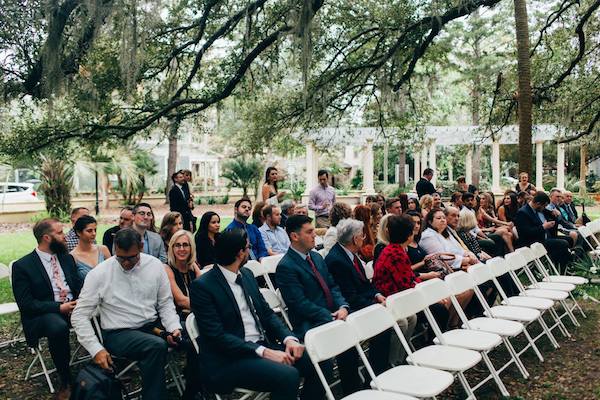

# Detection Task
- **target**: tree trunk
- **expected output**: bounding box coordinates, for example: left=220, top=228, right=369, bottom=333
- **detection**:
left=472, top=146, right=482, bottom=186
left=514, top=0, right=533, bottom=175
left=165, top=116, right=181, bottom=204
left=398, top=148, right=406, bottom=187
left=471, top=15, right=482, bottom=187
left=100, top=170, right=110, bottom=210
left=383, top=142, right=389, bottom=185
left=579, top=143, right=588, bottom=195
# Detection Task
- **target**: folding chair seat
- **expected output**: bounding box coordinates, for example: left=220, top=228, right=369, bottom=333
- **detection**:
left=528, top=242, right=590, bottom=285
left=346, top=304, right=454, bottom=398
left=304, top=319, right=419, bottom=400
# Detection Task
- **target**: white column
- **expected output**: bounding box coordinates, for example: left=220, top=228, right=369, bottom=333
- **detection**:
left=413, top=149, right=421, bottom=182
left=303, top=141, right=315, bottom=195
left=448, top=162, right=454, bottom=182
left=363, top=139, right=376, bottom=195
left=556, top=142, right=565, bottom=190
left=491, top=141, right=501, bottom=193
left=203, top=162, right=208, bottom=192
left=420, top=147, right=428, bottom=171
left=428, top=140, right=437, bottom=186
left=535, top=141, right=544, bottom=190
left=383, top=141, right=389, bottom=184
left=213, top=161, right=219, bottom=189
left=465, top=147, right=473, bottom=184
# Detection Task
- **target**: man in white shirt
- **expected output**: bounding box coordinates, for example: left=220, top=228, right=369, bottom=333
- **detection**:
left=259, top=205, right=290, bottom=255
left=72, top=228, right=181, bottom=400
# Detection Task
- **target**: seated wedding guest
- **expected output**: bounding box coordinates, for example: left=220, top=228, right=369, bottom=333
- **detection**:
left=226, top=198, right=268, bottom=261
left=72, top=228, right=182, bottom=400
left=195, top=211, right=220, bottom=268
left=251, top=201, right=266, bottom=228
left=450, top=192, right=463, bottom=209
left=432, top=192, right=444, bottom=209
left=406, top=197, right=420, bottom=213
left=373, top=214, right=391, bottom=264
left=294, top=204, right=309, bottom=216
left=419, top=194, right=433, bottom=218
left=102, top=206, right=134, bottom=255
left=159, top=211, right=183, bottom=249
left=477, top=192, right=515, bottom=253
left=455, top=209, right=491, bottom=262
left=365, top=195, right=378, bottom=205
left=324, top=219, right=390, bottom=373
left=376, top=194, right=386, bottom=215
left=13, top=218, right=82, bottom=400
left=517, top=191, right=531, bottom=207
left=321, top=202, right=352, bottom=258
left=547, top=188, right=579, bottom=246
left=385, top=197, right=402, bottom=216
left=71, top=215, right=111, bottom=280
left=561, top=190, right=578, bottom=225
left=420, top=208, right=478, bottom=269
left=132, top=202, right=167, bottom=263
left=398, top=193, right=409, bottom=214
left=65, top=207, right=90, bottom=251
left=498, top=192, right=519, bottom=223
left=462, top=192, right=505, bottom=256
left=166, top=230, right=201, bottom=320
left=259, top=205, right=290, bottom=255
left=277, top=215, right=361, bottom=396
left=280, top=199, right=296, bottom=228
left=352, top=205, right=375, bottom=262
left=191, top=229, right=324, bottom=400
left=370, top=203, right=383, bottom=240
left=262, top=166, right=286, bottom=204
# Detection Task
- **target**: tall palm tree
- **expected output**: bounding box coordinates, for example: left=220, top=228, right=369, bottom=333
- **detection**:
left=514, top=0, right=533, bottom=175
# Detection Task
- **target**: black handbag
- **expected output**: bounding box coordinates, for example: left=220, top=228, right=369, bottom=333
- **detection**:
left=71, top=363, right=126, bottom=400
left=581, top=203, right=591, bottom=225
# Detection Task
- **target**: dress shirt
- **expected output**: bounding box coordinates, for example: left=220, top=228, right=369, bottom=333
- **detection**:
left=308, top=185, right=336, bottom=217
left=226, top=219, right=268, bottom=260
left=34, top=248, right=73, bottom=302
left=536, top=207, right=549, bottom=239
left=419, top=228, right=466, bottom=269
left=321, top=226, right=338, bottom=258
left=175, top=183, right=187, bottom=199
left=65, top=229, right=79, bottom=252
left=259, top=223, right=290, bottom=254
left=71, top=253, right=181, bottom=358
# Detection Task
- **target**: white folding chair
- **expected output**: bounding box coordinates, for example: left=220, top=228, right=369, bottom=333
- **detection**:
left=318, top=248, right=328, bottom=258
left=244, top=260, right=276, bottom=291
left=415, top=279, right=511, bottom=397
left=577, top=225, right=600, bottom=252
left=586, top=219, right=600, bottom=235
left=363, top=261, right=374, bottom=281
left=259, top=288, right=293, bottom=330
left=260, top=254, right=284, bottom=274
left=304, top=320, right=419, bottom=400
left=468, top=263, right=560, bottom=354
left=346, top=304, right=454, bottom=398
left=386, top=289, right=482, bottom=400
left=185, top=313, right=266, bottom=400
left=524, top=244, right=589, bottom=285
left=0, top=262, right=23, bottom=347
left=25, top=344, right=57, bottom=393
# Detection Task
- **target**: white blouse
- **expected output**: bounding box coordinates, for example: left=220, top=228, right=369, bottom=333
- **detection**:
left=419, top=227, right=468, bottom=269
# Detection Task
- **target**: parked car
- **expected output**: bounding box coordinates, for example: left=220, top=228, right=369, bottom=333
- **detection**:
left=0, top=182, right=42, bottom=203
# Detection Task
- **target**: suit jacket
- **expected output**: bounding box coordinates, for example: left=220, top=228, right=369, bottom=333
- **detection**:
left=145, top=230, right=168, bottom=263
left=102, top=225, right=120, bottom=256
left=560, top=203, right=578, bottom=225
left=169, top=184, right=194, bottom=229
left=276, top=248, right=348, bottom=338
left=416, top=178, right=435, bottom=198
left=189, top=266, right=292, bottom=370
left=514, top=204, right=558, bottom=246
left=325, top=243, right=377, bottom=312
left=12, top=250, right=82, bottom=346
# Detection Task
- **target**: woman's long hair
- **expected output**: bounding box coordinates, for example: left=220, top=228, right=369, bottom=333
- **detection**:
left=353, top=205, right=374, bottom=245
left=159, top=212, right=182, bottom=244
left=264, top=167, right=278, bottom=192
left=167, top=230, right=196, bottom=271
left=197, top=211, right=220, bottom=239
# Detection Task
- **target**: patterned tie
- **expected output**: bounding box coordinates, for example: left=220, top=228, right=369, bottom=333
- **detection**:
left=306, top=255, right=334, bottom=310
left=353, top=254, right=366, bottom=281
left=50, top=255, right=68, bottom=302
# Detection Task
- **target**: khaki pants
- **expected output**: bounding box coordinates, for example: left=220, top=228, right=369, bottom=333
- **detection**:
left=315, top=215, right=331, bottom=228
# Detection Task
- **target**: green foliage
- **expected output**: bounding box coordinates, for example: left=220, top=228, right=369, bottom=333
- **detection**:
left=350, top=170, right=363, bottom=190
left=220, top=194, right=230, bottom=204
left=30, top=211, right=70, bottom=224
left=221, top=158, right=262, bottom=197
left=39, top=156, right=73, bottom=218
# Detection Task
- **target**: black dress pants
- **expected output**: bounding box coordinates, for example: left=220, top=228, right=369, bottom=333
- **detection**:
left=544, top=238, right=572, bottom=274
left=30, top=313, right=71, bottom=386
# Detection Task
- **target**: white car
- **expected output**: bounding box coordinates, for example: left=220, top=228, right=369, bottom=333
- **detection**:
left=0, top=182, right=42, bottom=204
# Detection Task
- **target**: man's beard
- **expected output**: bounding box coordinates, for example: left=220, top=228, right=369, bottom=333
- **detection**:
left=49, top=237, right=68, bottom=254
left=236, top=213, right=249, bottom=222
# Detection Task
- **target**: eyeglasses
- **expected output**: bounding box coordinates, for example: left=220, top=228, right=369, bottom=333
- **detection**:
left=174, top=243, right=191, bottom=249
left=116, top=254, right=139, bottom=263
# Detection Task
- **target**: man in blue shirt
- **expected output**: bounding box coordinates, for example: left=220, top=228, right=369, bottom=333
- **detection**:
left=226, top=198, right=268, bottom=261
left=259, top=205, right=290, bottom=255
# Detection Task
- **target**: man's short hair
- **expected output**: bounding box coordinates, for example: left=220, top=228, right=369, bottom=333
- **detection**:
left=450, top=192, right=463, bottom=203
left=234, top=197, right=252, bottom=209
left=549, top=188, right=562, bottom=195
left=114, top=228, right=142, bottom=251
left=280, top=199, right=294, bottom=214
left=70, top=207, right=89, bottom=217
left=262, top=205, right=279, bottom=219
left=33, top=218, right=60, bottom=243
left=385, top=197, right=400, bottom=210
left=121, top=206, right=134, bottom=213
left=444, top=206, right=459, bottom=217
left=286, top=215, right=313, bottom=236
left=423, top=168, right=434, bottom=176
left=532, top=191, right=550, bottom=205
left=336, top=218, right=364, bottom=245
left=215, top=229, right=248, bottom=266
left=317, top=169, right=329, bottom=177
left=133, top=202, right=152, bottom=214
left=387, top=215, right=414, bottom=244
left=461, top=192, right=475, bottom=202
left=171, top=171, right=181, bottom=182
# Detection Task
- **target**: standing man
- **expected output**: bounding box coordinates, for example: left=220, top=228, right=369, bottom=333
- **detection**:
left=276, top=215, right=362, bottom=396
left=226, top=198, right=268, bottom=261
left=132, top=203, right=167, bottom=263
left=169, top=171, right=195, bottom=232
left=308, top=170, right=336, bottom=228
left=189, top=229, right=324, bottom=400
left=102, top=206, right=134, bottom=255
left=259, top=205, right=290, bottom=255
left=12, top=218, right=82, bottom=400
left=65, top=207, right=90, bottom=251
left=72, top=228, right=181, bottom=400
left=416, top=168, right=436, bottom=199
left=181, top=169, right=197, bottom=232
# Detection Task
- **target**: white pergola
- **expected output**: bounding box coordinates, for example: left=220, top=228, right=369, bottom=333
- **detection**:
left=302, top=124, right=567, bottom=195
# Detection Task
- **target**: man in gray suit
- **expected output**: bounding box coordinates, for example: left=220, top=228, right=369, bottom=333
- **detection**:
left=132, top=203, right=167, bottom=263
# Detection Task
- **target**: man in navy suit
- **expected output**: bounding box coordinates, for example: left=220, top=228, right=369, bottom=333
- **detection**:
left=12, top=218, right=83, bottom=400
left=514, top=191, right=573, bottom=273
left=189, top=229, right=323, bottom=400
left=276, top=215, right=362, bottom=396
left=169, top=170, right=195, bottom=232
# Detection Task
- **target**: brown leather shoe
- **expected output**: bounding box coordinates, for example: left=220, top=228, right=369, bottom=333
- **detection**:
left=55, top=385, right=71, bottom=400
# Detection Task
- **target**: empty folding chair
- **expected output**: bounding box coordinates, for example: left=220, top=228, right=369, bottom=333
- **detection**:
left=415, top=279, right=511, bottom=397
left=468, top=263, right=559, bottom=356
left=0, top=262, right=23, bottom=347
left=577, top=225, right=600, bottom=252
left=524, top=244, right=589, bottom=285
left=386, top=289, right=482, bottom=400
left=304, top=319, right=420, bottom=400
left=244, top=260, right=276, bottom=291
left=259, top=288, right=293, bottom=330
left=346, top=304, right=455, bottom=398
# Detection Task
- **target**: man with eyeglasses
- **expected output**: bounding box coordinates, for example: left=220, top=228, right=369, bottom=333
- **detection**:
left=72, top=228, right=181, bottom=400
left=131, top=202, right=167, bottom=263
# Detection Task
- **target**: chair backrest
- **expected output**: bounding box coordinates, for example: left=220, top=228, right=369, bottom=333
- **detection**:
left=444, top=270, right=474, bottom=295
left=315, top=235, right=324, bottom=247
left=530, top=242, right=547, bottom=258
left=467, top=263, right=492, bottom=284
left=363, top=261, right=374, bottom=280
left=346, top=304, right=395, bottom=342
left=415, top=278, right=450, bottom=305
left=504, top=252, right=528, bottom=272
left=517, top=247, right=536, bottom=263
left=304, top=320, right=357, bottom=363
left=578, top=225, right=592, bottom=238
left=386, top=288, right=427, bottom=320
left=0, top=263, right=8, bottom=280
left=185, top=313, right=200, bottom=354
left=486, top=257, right=510, bottom=277
left=244, top=260, right=266, bottom=278
left=260, top=288, right=283, bottom=309
left=261, top=254, right=284, bottom=274
left=588, top=219, right=600, bottom=234
left=8, top=260, right=15, bottom=282
left=317, top=248, right=327, bottom=258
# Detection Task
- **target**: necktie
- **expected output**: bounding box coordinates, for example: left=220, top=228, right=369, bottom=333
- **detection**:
left=235, top=274, right=265, bottom=340
left=450, top=229, right=469, bottom=251
left=352, top=254, right=366, bottom=281
left=50, top=255, right=68, bottom=302
left=306, top=255, right=334, bottom=310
